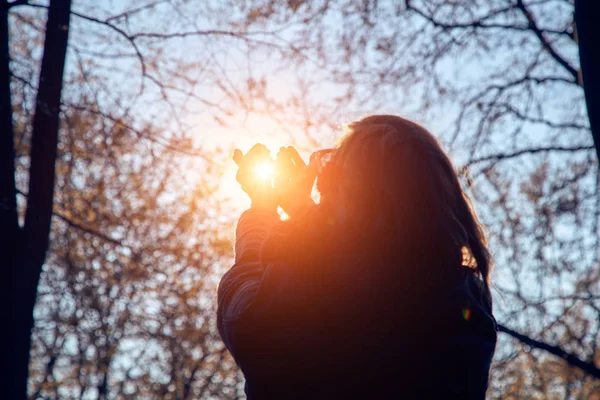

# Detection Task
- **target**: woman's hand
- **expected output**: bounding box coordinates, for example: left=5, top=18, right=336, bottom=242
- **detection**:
left=274, top=146, right=317, bottom=217
left=233, top=144, right=278, bottom=213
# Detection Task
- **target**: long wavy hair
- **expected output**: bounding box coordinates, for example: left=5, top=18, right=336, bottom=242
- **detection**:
left=315, top=115, right=493, bottom=308
left=262, top=115, right=493, bottom=312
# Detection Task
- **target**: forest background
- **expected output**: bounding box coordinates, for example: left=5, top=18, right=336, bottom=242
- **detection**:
left=2, top=0, right=599, bottom=399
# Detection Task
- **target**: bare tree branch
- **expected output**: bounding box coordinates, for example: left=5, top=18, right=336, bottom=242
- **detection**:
left=6, top=0, right=29, bottom=9
left=0, top=1, right=18, bottom=234
left=499, top=323, right=600, bottom=379
left=467, top=145, right=594, bottom=166
left=575, top=0, right=600, bottom=162
left=516, top=0, right=580, bottom=83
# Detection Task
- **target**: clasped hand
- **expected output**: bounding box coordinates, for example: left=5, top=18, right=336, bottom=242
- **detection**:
left=233, top=144, right=316, bottom=217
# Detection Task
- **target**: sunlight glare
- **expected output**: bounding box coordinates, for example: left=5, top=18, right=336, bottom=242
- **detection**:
left=255, top=162, right=274, bottom=180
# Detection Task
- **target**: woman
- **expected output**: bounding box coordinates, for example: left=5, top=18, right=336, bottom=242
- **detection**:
left=217, top=115, right=497, bottom=399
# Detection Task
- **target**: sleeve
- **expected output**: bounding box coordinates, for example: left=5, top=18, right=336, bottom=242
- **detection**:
left=216, top=209, right=279, bottom=339
left=217, top=205, right=326, bottom=383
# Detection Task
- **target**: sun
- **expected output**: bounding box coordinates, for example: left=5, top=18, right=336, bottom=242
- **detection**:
left=255, top=162, right=274, bottom=180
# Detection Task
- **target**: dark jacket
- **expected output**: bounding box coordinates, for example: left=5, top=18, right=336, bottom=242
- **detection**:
left=217, top=207, right=497, bottom=399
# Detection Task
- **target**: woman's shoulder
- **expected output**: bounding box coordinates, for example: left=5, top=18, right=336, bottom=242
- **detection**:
left=260, top=204, right=337, bottom=265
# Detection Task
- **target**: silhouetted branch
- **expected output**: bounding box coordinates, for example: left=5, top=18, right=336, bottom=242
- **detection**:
left=575, top=0, right=600, bottom=162
left=21, top=3, right=292, bottom=101
left=494, top=101, right=589, bottom=130
left=17, top=185, right=129, bottom=248
left=406, top=1, right=573, bottom=37
left=407, top=2, right=520, bottom=31
left=451, top=72, right=581, bottom=147
left=53, top=211, right=122, bottom=246
left=498, top=323, right=600, bottom=379
left=516, top=0, right=579, bottom=83
left=105, top=0, right=167, bottom=23
left=65, top=103, right=220, bottom=164
left=6, top=0, right=29, bottom=9
left=0, top=1, right=18, bottom=235
left=467, top=145, right=594, bottom=166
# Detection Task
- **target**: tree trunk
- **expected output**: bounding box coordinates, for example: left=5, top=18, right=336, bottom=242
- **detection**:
left=5, top=1, right=71, bottom=399
left=1, top=0, right=21, bottom=397
left=575, top=0, right=600, bottom=162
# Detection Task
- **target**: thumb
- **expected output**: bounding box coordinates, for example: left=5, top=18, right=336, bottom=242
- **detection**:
left=233, top=149, right=244, bottom=167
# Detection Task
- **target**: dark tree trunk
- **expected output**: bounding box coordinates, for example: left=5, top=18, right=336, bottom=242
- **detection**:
left=3, top=1, right=71, bottom=399
left=1, top=0, right=21, bottom=396
left=575, top=0, right=600, bottom=162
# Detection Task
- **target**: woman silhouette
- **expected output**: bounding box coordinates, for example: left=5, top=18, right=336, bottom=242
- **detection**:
left=218, top=115, right=497, bottom=399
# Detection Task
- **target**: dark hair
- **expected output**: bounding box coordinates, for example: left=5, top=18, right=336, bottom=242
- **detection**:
left=317, top=115, right=493, bottom=308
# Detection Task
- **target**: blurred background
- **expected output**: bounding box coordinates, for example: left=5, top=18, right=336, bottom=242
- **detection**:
left=4, top=0, right=599, bottom=398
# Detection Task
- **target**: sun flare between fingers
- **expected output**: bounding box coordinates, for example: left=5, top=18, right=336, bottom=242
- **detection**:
left=255, top=162, right=274, bottom=181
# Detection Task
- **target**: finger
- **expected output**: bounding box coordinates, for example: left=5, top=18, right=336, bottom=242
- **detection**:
left=276, top=147, right=295, bottom=177
left=238, top=144, right=271, bottom=172
left=287, top=146, right=306, bottom=169
left=299, top=158, right=318, bottom=191
left=275, top=147, right=285, bottom=170
left=233, top=149, right=244, bottom=167
left=276, top=147, right=293, bottom=165
left=246, top=143, right=271, bottom=163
